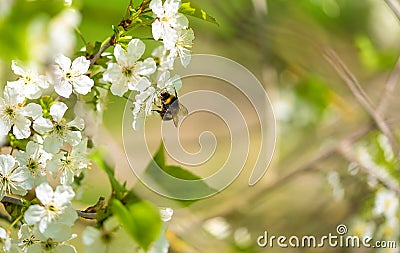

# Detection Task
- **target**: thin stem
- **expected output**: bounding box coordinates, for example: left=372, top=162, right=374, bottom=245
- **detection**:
left=8, top=214, right=22, bottom=229
left=89, top=35, right=115, bottom=67
left=324, top=49, right=400, bottom=156
left=377, top=56, right=400, bottom=114
left=74, top=26, right=87, bottom=45
left=199, top=125, right=374, bottom=221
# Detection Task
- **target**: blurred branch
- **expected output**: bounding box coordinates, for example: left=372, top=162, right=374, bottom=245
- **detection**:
left=377, top=56, right=400, bottom=114
left=384, top=0, right=400, bottom=22
left=324, top=49, right=400, bottom=156
left=338, top=140, right=400, bottom=195
left=200, top=125, right=374, bottom=221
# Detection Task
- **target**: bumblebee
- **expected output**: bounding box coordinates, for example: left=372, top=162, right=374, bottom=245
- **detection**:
left=154, top=89, right=188, bottom=127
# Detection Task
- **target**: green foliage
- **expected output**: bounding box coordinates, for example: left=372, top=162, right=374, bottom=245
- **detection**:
left=142, top=142, right=216, bottom=204
left=111, top=199, right=162, bottom=250
left=7, top=133, right=29, bottom=151
left=89, top=149, right=128, bottom=200
left=0, top=0, right=65, bottom=62
left=180, top=1, right=219, bottom=26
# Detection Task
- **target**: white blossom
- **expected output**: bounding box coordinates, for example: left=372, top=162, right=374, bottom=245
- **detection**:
left=52, top=54, right=94, bottom=98
left=7, top=61, right=49, bottom=99
left=16, top=141, right=51, bottom=185
left=0, top=226, right=17, bottom=253
left=82, top=217, right=119, bottom=253
left=132, top=86, right=157, bottom=131
left=373, top=188, right=399, bottom=219
left=103, top=39, right=156, bottom=97
left=46, top=138, right=89, bottom=185
left=152, top=46, right=174, bottom=72
left=0, top=154, right=33, bottom=200
left=33, top=102, right=84, bottom=154
left=150, top=0, right=188, bottom=49
left=18, top=224, right=77, bottom=253
left=167, top=28, right=194, bottom=67
left=156, top=71, right=182, bottom=91
left=159, top=207, right=173, bottom=222
left=202, top=217, right=231, bottom=240
left=0, top=86, right=42, bottom=139
left=24, top=182, right=77, bottom=233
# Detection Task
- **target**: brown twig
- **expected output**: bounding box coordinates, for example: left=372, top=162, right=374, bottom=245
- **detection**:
left=378, top=56, right=400, bottom=114
left=89, top=35, right=115, bottom=66
left=199, top=125, right=374, bottom=221
left=324, top=49, right=400, bottom=156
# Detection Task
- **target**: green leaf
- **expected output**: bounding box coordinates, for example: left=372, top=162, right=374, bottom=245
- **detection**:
left=179, top=1, right=219, bottom=26
left=89, top=149, right=128, bottom=200
left=141, top=142, right=216, bottom=205
left=111, top=199, right=162, bottom=250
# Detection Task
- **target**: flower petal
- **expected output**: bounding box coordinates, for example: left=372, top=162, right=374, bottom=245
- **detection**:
left=172, top=13, right=188, bottom=29
left=136, top=58, right=157, bottom=76
left=0, top=154, right=16, bottom=175
left=35, top=182, right=54, bottom=205
left=151, top=20, right=163, bottom=41
left=24, top=204, right=46, bottom=225
left=110, top=80, right=129, bottom=97
left=66, top=130, right=82, bottom=147
left=50, top=102, right=68, bottom=122
left=0, top=118, right=12, bottom=136
left=13, top=115, right=31, bottom=139
left=72, top=75, right=94, bottom=95
left=135, top=77, right=151, bottom=92
left=54, top=79, right=73, bottom=98
left=164, top=0, right=181, bottom=17
left=55, top=54, right=72, bottom=72
left=114, top=44, right=129, bottom=67
left=11, top=61, right=26, bottom=76
left=33, top=117, right=53, bottom=134
left=43, top=134, right=64, bottom=154
left=150, top=0, right=164, bottom=17
left=54, top=185, right=75, bottom=206
left=126, top=39, right=145, bottom=63
left=22, top=103, right=42, bottom=120
left=57, top=206, right=78, bottom=227
left=4, top=86, right=24, bottom=105
left=68, top=117, right=85, bottom=130
left=71, top=56, right=90, bottom=74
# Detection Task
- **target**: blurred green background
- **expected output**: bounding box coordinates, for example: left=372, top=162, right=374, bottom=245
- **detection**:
left=1, top=0, right=400, bottom=252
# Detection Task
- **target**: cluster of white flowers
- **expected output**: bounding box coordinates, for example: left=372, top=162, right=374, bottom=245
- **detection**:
left=0, top=0, right=194, bottom=251
left=0, top=41, right=93, bottom=253
left=102, top=0, right=194, bottom=130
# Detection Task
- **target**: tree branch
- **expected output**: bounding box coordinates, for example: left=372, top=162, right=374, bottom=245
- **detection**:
left=324, top=49, right=400, bottom=156
left=1, top=196, right=97, bottom=220
left=89, top=35, right=115, bottom=67
left=377, top=56, right=400, bottom=114
left=199, top=125, right=374, bottom=221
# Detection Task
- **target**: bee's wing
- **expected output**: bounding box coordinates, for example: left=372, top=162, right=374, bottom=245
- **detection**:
left=172, top=103, right=188, bottom=127
left=178, top=103, right=188, bottom=117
